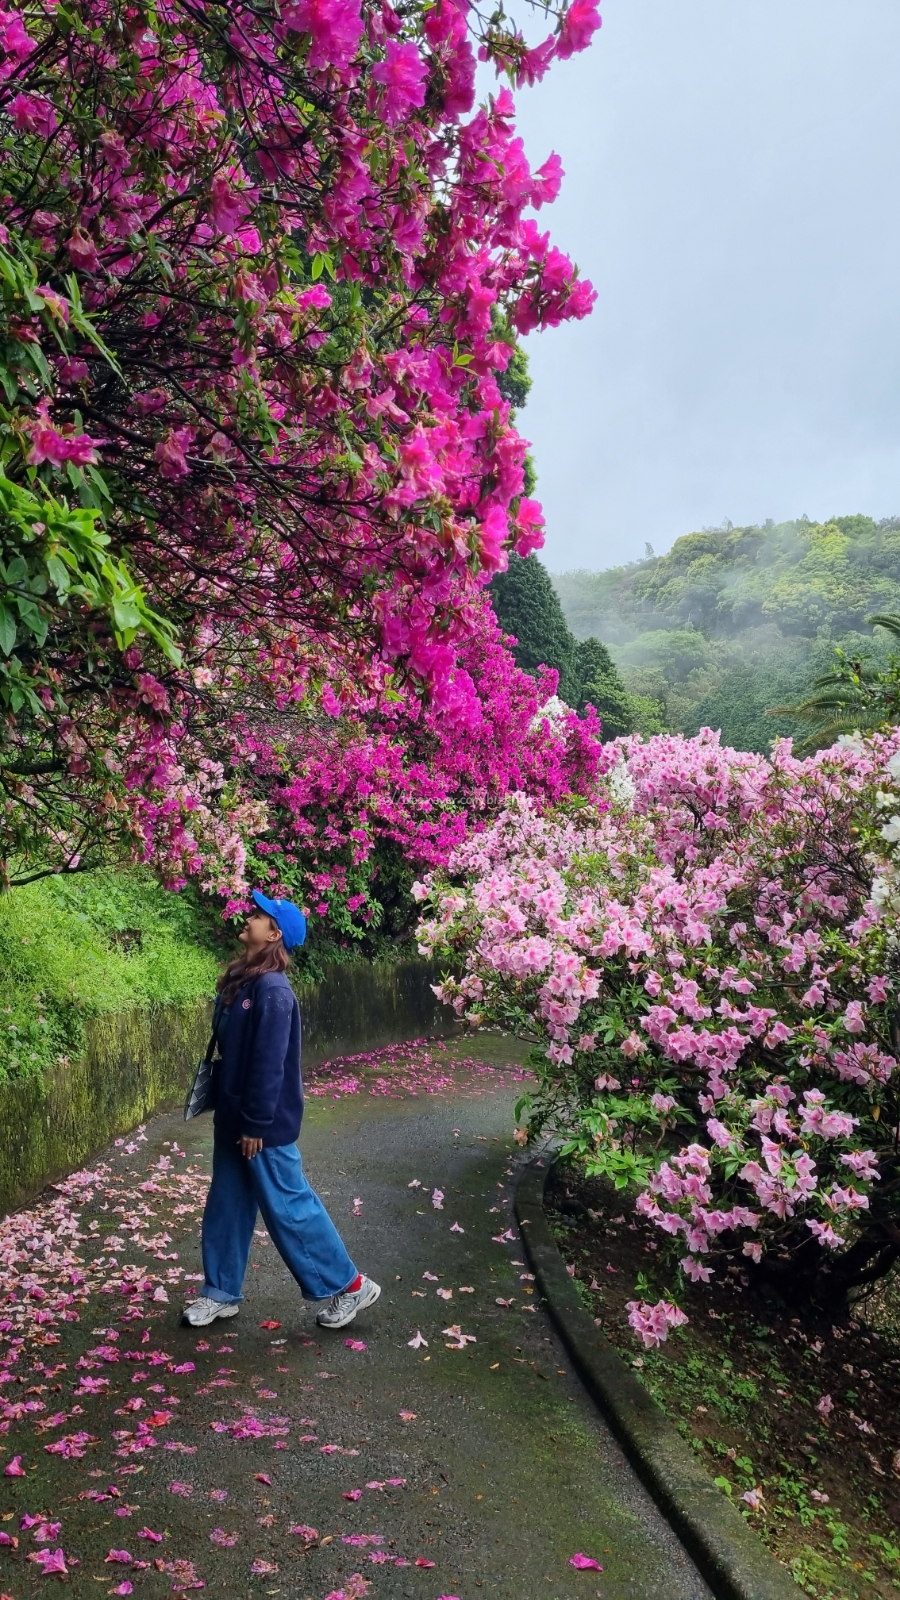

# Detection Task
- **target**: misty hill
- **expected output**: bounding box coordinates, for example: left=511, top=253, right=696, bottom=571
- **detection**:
left=551, top=515, right=900, bottom=752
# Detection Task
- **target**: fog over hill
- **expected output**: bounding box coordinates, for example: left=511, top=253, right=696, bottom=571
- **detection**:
left=550, top=515, right=900, bottom=752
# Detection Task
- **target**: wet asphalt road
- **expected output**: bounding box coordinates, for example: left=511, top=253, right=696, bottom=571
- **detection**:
left=2, top=1042, right=710, bottom=1599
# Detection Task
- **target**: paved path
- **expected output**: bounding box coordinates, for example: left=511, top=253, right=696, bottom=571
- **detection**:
left=0, top=1039, right=709, bottom=1599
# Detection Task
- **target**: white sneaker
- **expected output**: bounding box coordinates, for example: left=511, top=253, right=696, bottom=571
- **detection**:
left=316, top=1275, right=381, bottom=1329
left=181, top=1296, right=241, bottom=1328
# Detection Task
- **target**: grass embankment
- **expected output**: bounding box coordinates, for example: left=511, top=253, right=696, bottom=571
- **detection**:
left=0, top=870, right=230, bottom=1084
left=546, top=1169, right=900, bottom=1600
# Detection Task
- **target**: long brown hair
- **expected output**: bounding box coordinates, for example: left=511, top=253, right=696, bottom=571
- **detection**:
left=217, top=922, right=290, bottom=1007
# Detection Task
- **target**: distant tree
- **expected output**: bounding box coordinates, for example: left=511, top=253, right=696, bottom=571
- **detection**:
left=491, top=553, right=579, bottom=703
left=574, top=638, right=635, bottom=737
left=627, top=693, right=667, bottom=738
left=684, top=662, right=806, bottom=755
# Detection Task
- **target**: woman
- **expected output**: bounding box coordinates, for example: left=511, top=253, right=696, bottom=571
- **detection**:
left=183, top=889, right=381, bottom=1330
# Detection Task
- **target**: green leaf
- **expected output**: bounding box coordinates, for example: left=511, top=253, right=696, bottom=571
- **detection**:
left=0, top=603, right=16, bottom=656
left=0, top=364, right=18, bottom=404
left=85, top=464, right=113, bottom=506
left=45, top=555, right=70, bottom=595
left=14, top=595, right=48, bottom=645
left=111, top=599, right=142, bottom=639
left=21, top=342, right=53, bottom=387
left=4, top=556, right=28, bottom=586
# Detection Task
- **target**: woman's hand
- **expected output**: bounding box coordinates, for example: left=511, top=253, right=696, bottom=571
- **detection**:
left=239, top=1136, right=263, bottom=1159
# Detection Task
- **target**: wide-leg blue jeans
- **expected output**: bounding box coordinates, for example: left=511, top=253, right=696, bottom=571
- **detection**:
left=200, top=1140, right=357, bottom=1303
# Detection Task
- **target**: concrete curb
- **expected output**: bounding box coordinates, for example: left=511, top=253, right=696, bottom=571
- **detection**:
left=514, top=1155, right=797, bottom=1600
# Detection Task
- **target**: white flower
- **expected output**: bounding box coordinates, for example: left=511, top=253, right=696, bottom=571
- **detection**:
left=879, top=816, right=900, bottom=844
left=529, top=694, right=569, bottom=735
left=608, top=757, right=636, bottom=810
left=836, top=732, right=866, bottom=754
left=887, top=751, right=900, bottom=781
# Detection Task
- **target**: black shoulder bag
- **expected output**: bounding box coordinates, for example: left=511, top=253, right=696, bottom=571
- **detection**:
left=184, top=1016, right=219, bottom=1122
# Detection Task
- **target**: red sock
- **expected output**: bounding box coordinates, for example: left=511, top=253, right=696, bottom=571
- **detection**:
left=346, top=1272, right=363, bottom=1293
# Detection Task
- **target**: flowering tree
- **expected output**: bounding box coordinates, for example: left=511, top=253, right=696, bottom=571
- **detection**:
left=0, top=0, right=599, bottom=889
left=235, top=599, right=601, bottom=946
left=417, top=730, right=900, bottom=1321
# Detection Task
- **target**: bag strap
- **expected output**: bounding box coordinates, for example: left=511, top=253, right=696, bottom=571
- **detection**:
left=205, top=994, right=225, bottom=1065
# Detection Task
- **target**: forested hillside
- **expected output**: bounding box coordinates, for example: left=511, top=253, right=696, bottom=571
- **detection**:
left=490, top=554, right=651, bottom=738
left=551, top=515, right=900, bottom=751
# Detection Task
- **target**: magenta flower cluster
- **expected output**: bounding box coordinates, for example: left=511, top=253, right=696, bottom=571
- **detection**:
left=232, top=602, right=602, bottom=927
left=0, top=0, right=598, bottom=890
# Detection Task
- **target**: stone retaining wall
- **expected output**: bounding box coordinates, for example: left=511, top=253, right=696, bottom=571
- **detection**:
left=0, top=958, right=451, bottom=1216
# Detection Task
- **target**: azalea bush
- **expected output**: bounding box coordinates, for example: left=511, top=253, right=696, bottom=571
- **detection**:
left=238, top=599, right=602, bottom=949
left=0, top=0, right=599, bottom=890
left=417, top=730, right=900, bottom=1322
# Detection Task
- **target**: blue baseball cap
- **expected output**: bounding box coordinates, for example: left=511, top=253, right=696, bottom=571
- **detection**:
left=251, top=890, right=307, bottom=951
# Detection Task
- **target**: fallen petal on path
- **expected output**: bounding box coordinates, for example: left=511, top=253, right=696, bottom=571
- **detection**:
left=29, top=1546, right=68, bottom=1574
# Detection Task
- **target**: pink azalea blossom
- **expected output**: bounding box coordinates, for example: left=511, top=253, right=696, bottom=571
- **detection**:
left=282, top=0, right=363, bottom=71
left=154, top=430, right=193, bottom=480
left=10, top=92, right=57, bottom=135
left=550, top=0, right=598, bottom=57
left=371, top=40, right=429, bottom=124
left=65, top=225, right=99, bottom=271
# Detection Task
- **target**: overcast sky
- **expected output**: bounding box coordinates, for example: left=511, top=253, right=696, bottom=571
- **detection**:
left=509, top=0, right=900, bottom=572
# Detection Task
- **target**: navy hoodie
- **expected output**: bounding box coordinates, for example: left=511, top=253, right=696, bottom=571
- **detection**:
left=212, top=971, right=303, bottom=1148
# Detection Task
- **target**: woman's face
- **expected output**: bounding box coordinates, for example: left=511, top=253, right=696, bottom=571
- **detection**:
left=239, top=911, right=282, bottom=956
